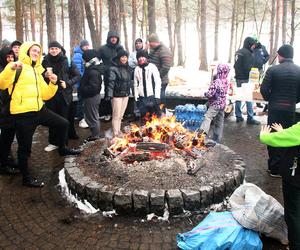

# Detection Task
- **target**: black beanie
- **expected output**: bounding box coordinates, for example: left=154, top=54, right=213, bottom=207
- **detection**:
left=136, top=50, right=149, bottom=60
left=277, top=44, right=293, bottom=59
left=117, top=49, right=129, bottom=59
left=82, top=49, right=98, bottom=62
left=135, top=38, right=143, bottom=44
left=48, top=41, right=63, bottom=49
left=11, top=40, right=22, bottom=48
left=80, top=39, right=89, bottom=48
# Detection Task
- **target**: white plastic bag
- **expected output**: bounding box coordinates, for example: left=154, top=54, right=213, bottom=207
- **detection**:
left=229, top=183, right=288, bottom=245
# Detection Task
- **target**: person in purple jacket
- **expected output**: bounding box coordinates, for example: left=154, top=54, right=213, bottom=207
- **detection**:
left=200, top=64, right=230, bottom=142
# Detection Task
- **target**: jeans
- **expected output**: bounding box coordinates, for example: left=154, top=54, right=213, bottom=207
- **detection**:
left=234, top=79, right=254, bottom=121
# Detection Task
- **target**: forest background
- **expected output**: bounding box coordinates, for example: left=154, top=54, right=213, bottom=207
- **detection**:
left=0, top=0, right=300, bottom=71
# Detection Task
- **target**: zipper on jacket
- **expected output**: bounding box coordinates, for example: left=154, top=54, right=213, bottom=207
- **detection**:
left=33, top=66, right=40, bottom=111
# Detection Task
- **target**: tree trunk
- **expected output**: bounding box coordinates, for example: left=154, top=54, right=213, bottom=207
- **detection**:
left=273, top=0, right=280, bottom=61
left=141, top=0, right=148, bottom=38
left=175, top=0, right=183, bottom=66
left=23, top=2, right=29, bottom=41
left=61, top=0, right=65, bottom=46
left=39, top=0, right=44, bottom=46
left=99, top=0, right=103, bottom=44
left=0, top=10, right=2, bottom=42
left=147, top=0, right=156, bottom=34
left=238, top=0, right=246, bottom=49
left=213, top=0, right=219, bottom=61
left=81, top=0, right=86, bottom=38
left=290, top=0, right=295, bottom=45
left=228, top=0, right=236, bottom=63
left=68, top=0, right=83, bottom=56
left=252, top=0, right=259, bottom=35
left=120, top=0, right=129, bottom=51
left=94, top=0, right=99, bottom=36
left=108, top=0, right=121, bottom=35
left=83, top=0, right=99, bottom=48
left=196, top=0, right=201, bottom=64
left=258, top=0, right=268, bottom=36
left=199, top=0, right=208, bottom=71
left=45, top=0, right=56, bottom=43
left=269, top=0, right=276, bottom=59
left=132, top=0, right=137, bottom=50
left=30, top=0, right=36, bottom=41
left=15, top=0, right=23, bottom=41
left=282, top=0, right=287, bottom=44
left=165, top=0, right=174, bottom=59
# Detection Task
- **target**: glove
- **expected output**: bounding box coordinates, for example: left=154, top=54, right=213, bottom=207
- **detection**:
left=105, top=96, right=112, bottom=102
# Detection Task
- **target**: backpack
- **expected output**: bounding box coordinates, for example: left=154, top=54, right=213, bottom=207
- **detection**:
left=0, top=68, right=22, bottom=116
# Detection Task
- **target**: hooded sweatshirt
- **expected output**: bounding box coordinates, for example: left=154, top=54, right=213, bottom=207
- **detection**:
left=0, top=42, right=57, bottom=114
left=0, top=47, right=16, bottom=72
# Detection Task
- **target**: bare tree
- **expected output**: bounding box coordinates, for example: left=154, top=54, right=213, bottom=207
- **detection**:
left=199, top=0, right=208, bottom=70
left=269, top=0, right=276, bottom=59
left=238, top=0, right=246, bottom=49
left=99, top=0, right=103, bottom=44
left=165, top=0, right=174, bottom=58
left=39, top=0, right=44, bottom=46
left=81, top=0, right=86, bottom=38
left=228, top=0, right=236, bottom=62
left=175, top=0, right=183, bottom=66
left=282, top=0, right=287, bottom=44
left=141, top=0, right=148, bottom=38
left=273, top=0, right=280, bottom=59
left=108, top=0, right=121, bottom=35
left=147, top=0, right=156, bottom=34
left=83, top=0, right=99, bottom=48
left=30, top=0, right=36, bottom=41
left=61, top=0, right=65, bottom=46
left=213, top=0, right=219, bottom=61
left=120, top=0, right=129, bottom=51
left=45, top=0, right=56, bottom=43
left=68, top=0, right=83, bottom=55
left=132, top=0, right=137, bottom=50
left=15, top=0, right=23, bottom=41
left=23, top=2, right=29, bottom=41
left=94, top=0, right=99, bottom=37
left=290, top=0, right=296, bottom=45
left=0, top=10, right=2, bottom=42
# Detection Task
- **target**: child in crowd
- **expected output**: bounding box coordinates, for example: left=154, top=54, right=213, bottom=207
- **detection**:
left=133, top=50, right=161, bottom=119
left=79, top=49, right=103, bottom=141
left=200, top=64, right=230, bottom=142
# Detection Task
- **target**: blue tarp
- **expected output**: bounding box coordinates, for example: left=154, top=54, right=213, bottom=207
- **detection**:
left=176, top=211, right=262, bottom=250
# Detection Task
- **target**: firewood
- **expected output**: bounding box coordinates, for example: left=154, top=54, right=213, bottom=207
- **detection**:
left=121, top=152, right=151, bottom=162
left=136, top=142, right=170, bottom=151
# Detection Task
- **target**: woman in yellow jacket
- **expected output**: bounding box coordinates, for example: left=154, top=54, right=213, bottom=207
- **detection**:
left=0, top=42, right=81, bottom=187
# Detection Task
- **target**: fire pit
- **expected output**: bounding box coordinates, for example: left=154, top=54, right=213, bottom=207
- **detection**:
left=64, top=115, right=245, bottom=215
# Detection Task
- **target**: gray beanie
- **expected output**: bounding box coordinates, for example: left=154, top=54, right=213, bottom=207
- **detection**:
left=148, top=33, right=159, bottom=43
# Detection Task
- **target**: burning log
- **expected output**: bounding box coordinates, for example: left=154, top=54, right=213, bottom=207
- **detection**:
left=121, top=152, right=152, bottom=163
left=136, top=142, right=170, bottom=151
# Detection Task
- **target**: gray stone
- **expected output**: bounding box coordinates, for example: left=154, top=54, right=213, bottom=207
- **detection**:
left=64, top=162, right=77, bottom=169
left=133, top=190, right=149, bottom=215
left=224, top=173, right=236, bottom=196
left=114, top=188, right=133, bottom=214
left=98, top=186, right=116, bottom=211
left=64, top=156, right=77, bottom=163
left=199, top=186, right=213, bottom=208
left=213, top=181, right=225, bottom=203
left=85, top=181, right=104, bottom=209
left=166, top=189, right=183, bottom=215
left=150, top=189, right=165, bottom=215
left=180, top=189, right=200, bottom=211
left=74, top=176, right=91, bottom=199
left=234, top=164, right=246, bottom=181
left=233, top=170, right=243, bottom=186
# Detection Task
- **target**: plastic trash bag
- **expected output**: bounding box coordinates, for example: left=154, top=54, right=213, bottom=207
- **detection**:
left=176, top=211, right=262, bottom=250
left=229, top=183, right=288, bottom=245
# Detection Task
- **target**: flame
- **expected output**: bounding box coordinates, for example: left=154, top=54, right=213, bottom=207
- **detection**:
left=108, top=114, right=206, bottom=155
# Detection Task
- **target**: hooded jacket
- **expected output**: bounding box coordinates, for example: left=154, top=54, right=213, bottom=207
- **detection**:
left=0, top=47, right=16, bottom=72
left=0, top=42, right=57, bottom=114
left=234, top=37, right=256, bottom=80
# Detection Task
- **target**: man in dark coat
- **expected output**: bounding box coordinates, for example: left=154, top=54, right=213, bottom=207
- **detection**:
left=147, top=33, right=172, bottom=113
left=98, top=31, right=124, bottom=121
left=260, top=44, right=300, bottom=177
left=234, top=36, right=260, bottom=125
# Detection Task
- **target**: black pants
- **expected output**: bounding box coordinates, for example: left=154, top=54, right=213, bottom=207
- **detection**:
left=13, top=106, right=69, bottom=179
left=0, top=127, right=16, bottom=166
left=46, top=96, right=69, bottom=146
left=267, top=110, right=295, bottom=173
left=137, top=96, right=161, bottom=118
left=282, top=180, right=300, bottom=250
left=68, top=101, right=77, bottom=138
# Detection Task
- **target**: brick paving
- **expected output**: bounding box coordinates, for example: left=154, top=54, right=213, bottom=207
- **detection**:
left=0, top=113, right=287, bottom=249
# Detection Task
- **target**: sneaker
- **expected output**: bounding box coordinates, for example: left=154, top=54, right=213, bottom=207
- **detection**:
left=247, top=119, right=261, bottom=125
left=44, top=144, right=58, bottom=152
left=269, top=172, right=281, bottom=178
left=23, top=177, right=44, bottom=187
left=59, top=147, right=82, bottom=156
left=104, top=115, right=111, bottom=121
left=0, top=166, right=20, bottom=175
left=79, top=119, right=89, bottom=128
left=236, top=117, right=244, bottom=123
left=84, top=136, right=100, bottom=143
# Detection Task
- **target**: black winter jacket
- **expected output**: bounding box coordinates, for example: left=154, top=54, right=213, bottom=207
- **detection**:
left=79, top=64, right=102, bottom=99
left=107, top=60, right=132, bottom=98
left=260, top=59, right=300, bottom=112
left=42, top=54, right=80, bottom=105
left=234, top=37, right=256, bottom=80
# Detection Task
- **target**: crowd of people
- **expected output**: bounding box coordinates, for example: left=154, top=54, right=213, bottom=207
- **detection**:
left=0, top=32, right=172, bottom=187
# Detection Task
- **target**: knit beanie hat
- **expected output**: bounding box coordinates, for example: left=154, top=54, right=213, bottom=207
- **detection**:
left=80, top=39, right=90, bottom=48
left=136, top=50, right=149, bottom=60
left=48, top=41, right=63, bottom=49
left=11, top=40, right=22, bottom=48
left=135, top=38, right=143, bottom=44
left=82, top=49, right=98, bottom=62
left=117, top=49, right=129, bottom=59
left=148, top=33, right=159, bottom=43
left=277, top=44, right=293, bottom=59
left=1, top=39, right=11, bottom=48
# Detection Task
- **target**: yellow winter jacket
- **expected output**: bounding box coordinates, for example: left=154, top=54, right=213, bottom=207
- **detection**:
left=0, top=41, right=57, bottom=114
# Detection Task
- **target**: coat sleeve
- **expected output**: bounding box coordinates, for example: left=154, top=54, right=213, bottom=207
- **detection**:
left=152, top=64, right=162, bottom=99
left=67, top=61, right=81, bottom=87
left=260, top=68, right=272, bottom=101
left=0, top=63, right=16, bottom=90
left=107, top=67, right=117, bottom=98
left=72, top=53, right=84, bottom=76
left=159, top=47, right=172, bottom=79
left=133, top=67, right=139, bottom=101
left=39, top=75, right=58, bottom=101
left=128, top=52, right=137, bottom=69
left=204, top=80, right=217, bottom=98
left=260, top=122, right=300, bottom=147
